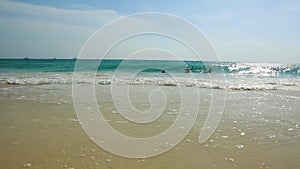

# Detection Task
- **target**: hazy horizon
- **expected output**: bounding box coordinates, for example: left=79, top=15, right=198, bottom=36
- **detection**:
left=1, top=57, right=300, bottom=64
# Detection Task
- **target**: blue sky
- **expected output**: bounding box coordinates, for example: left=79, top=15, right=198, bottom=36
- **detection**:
left=0, top=0, right=299, bottom=63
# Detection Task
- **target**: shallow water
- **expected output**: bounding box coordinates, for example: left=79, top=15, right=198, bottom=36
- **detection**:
left=0, top=84, right=299, bottom=169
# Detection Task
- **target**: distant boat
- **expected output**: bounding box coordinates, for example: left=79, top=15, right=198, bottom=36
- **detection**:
left=72, top=57, right=77, bottom=60
left=23, top=56, right=29, bottom=60
left=53, top=57, right=57, bottom=60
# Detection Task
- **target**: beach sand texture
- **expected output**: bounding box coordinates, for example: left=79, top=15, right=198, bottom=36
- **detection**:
left=0, top=84, right=299, bottom=169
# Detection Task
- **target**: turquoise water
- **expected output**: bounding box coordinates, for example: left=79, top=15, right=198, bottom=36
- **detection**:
left=0, top=59, right=299, bottom=91
left=0, top=59, right=221, bottom=73
left=0, top=59, right=299, bottom=77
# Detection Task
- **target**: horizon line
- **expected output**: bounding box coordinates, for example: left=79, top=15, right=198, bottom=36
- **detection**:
left=0, top=57, right=299, bottom=64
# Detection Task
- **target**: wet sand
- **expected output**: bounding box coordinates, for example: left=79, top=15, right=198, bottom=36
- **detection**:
left=0, top=85, right=299, bottom=169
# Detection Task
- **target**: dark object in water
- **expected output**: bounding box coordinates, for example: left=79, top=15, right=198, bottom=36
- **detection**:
left=162, top=70, right=166, bottom=73
left=185, top=67, right=192, bottom=73
left=208, top=68, right=212, bottom=73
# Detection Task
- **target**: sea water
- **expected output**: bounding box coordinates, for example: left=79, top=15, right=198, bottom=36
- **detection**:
left=0, top=59, right=299, bottom=90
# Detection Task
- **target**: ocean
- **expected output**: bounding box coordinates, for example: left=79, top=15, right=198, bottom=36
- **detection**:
left=0, top=59, right=299, bottom=169
left=0, top=59, right=299, bottom=90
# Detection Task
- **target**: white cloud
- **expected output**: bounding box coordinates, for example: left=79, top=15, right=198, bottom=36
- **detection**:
left=0, top=0, right=121, bottom=28
left=0, top=0, right=123, bottom=58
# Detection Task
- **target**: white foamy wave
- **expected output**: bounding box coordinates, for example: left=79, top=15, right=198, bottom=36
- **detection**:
left=0, top=72, right=299, bottom=91
left=226, top=63, right=300, bottom=77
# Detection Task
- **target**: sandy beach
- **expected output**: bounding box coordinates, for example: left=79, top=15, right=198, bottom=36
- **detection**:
left=0, top=84, right=299, bottom=169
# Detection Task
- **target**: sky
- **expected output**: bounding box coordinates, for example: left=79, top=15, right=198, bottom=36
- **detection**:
left=0, top=0, right=299, bottom=63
